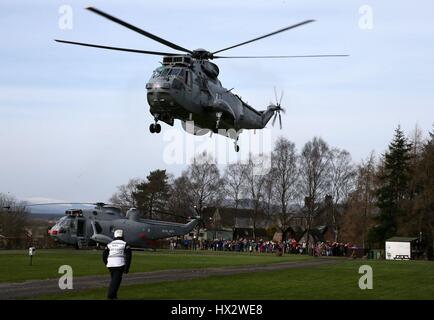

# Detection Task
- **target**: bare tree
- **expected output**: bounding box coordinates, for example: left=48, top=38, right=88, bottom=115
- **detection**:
left=262, top=170, right=275, bottom=217
left=243, top=153, right=270, bottom=239
left=186, top=151, right=223, bottom=212
left=167, top=174, right=195, bottom=220
left=328, top=148, right=356, bottom=241
left=409, top=123, right=425, bottom=159
left=271, top=137, right=298, bottom=237
left=109, top=178, right=142, bottom=211
left=223, top=162, right=247, bottom=209
left=341, top=152, right=377, bottom=247
left=298, top=137, right=331, bottom=250
left=0, top=193, right=28, bottom=249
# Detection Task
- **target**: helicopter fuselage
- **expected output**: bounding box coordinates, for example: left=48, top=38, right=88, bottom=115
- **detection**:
left=48, top=206, right=201, bottom=248
left=146, top=56, right=276, bottom=138
left=55, top=7, right=344, bottom=150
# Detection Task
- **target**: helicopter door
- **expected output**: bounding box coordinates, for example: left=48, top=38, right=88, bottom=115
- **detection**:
left=183, top=70, right=192, bottom=97
left=76, top=219, right=85, bottom=237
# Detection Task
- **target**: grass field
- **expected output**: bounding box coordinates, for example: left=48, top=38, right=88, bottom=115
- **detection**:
left=41, top=259, right=434, bottom=300
left=0, top=249, right=310, bottom=283
left=1, top=249, right=433, bottom=300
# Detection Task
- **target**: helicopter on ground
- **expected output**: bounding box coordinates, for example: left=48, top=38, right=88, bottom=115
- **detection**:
left=33, top=203, right=202, bottom=249
left=55, top=7, right=347, bottom=152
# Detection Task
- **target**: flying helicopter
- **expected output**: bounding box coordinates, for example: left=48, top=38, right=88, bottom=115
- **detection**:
left=56, top=7, right=347, bottom=151
left=26, top=202, right=202, bottom=249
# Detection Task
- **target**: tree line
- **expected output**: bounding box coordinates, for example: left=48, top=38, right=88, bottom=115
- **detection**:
left=109, top=125, right=434, bottom=258
left=1, top=125, right=432, bottom=257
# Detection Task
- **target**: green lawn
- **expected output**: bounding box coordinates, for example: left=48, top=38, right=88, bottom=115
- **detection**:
left=40, top=259, right=434, bottom=300
left=0, top=249, right=310, bottom=283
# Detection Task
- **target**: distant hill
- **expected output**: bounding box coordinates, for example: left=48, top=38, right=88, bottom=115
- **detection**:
left=29, top=213, right=63, bottom=221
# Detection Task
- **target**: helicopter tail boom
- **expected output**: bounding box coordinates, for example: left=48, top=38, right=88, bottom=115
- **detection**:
left=261, top=104, right=284, bottom=129
left=181, top=217, right=202, bottom=234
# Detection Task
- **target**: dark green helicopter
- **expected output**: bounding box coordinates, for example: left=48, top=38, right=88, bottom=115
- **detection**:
left=56, top=7, right=347, bottom=151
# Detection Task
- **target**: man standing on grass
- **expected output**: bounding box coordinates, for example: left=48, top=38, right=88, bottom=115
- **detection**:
left=102, top=229, right=132, bottom=300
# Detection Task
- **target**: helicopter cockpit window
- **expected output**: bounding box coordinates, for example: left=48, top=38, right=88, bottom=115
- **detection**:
left=57, top=216, right=69, bottom=227
left=152, top=66, right=170, bottom=78
left=168, top=67, right=181, bottom=76
left=178, top=69, right=186, bottom=82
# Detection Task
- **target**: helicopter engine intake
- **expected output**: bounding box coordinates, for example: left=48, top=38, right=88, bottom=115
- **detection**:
left=126, top=208, right=140, bottom=221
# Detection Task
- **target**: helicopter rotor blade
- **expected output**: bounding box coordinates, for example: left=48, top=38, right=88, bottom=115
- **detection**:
left=212, top=20, right=315, bottom=55
left=152, top=209, right=191, bottom=220
left=214, top=54, right=349, bottom=59
left=55, top=40, right=181, bottom=56
left=23, top=202, right=96, bottom=207
left=274, top=86, right=278, bottom=105
left=272, top=112, right=277, bottom=126
left=86, top=7, right=192, bottom=54
left=279, top=112, right=282, bottom=130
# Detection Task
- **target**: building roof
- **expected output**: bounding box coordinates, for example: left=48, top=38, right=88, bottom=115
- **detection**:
left=386, top=237, right=419, bottom=242
left=203, top=207, right=268, bottom=228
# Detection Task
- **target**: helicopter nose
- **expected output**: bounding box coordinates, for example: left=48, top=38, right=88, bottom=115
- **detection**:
left=146, top=81, right=171, bottom=90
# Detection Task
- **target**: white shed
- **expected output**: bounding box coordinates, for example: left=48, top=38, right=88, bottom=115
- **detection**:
left=385, top=237, right=418, bottom=260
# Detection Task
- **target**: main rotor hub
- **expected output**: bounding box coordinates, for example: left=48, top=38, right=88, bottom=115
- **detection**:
left=191, top=48, right=213, bottom=60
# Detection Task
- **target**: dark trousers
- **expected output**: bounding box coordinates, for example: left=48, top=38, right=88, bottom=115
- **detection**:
left=107, top=266, right=124, bottom=299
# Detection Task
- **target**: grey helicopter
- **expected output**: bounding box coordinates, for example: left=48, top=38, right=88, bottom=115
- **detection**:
left=56, top=7, right=347, bottom=152
left=32, top=203, right=202, bottom=249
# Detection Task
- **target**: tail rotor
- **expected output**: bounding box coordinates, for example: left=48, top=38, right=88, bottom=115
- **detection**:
left=271, top=87, right=285, bottom=129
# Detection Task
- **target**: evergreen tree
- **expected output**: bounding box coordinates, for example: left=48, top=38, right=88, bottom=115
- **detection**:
left=369, top=126, right=412, bottom=245
left=133, top=169, right=171, bottom=218
left=410, top=125, right=434, bottom=259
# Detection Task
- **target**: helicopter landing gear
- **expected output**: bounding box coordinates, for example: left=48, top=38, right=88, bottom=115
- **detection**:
left=150, top=114, right=162, bottom=134
left=234, top=136, right=240, bottom=152
left=149, top=123, right=161, bottom=134
left=215, top=112, right=222, bottom=129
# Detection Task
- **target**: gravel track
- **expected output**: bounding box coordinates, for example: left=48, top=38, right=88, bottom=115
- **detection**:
left=0, top=258, right=341, bottom=299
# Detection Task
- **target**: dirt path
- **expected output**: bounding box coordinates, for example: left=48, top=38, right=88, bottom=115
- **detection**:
left=0, top=258, right=341, bottom=299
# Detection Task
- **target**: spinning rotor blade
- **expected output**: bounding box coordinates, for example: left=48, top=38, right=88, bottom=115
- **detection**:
left=272, top=112, right=278, bottom=126
left=86, top=7, right=192, bottom=54
left=279, top=91, right=284, bottom=106
left=212, top=20, right=315, bottom=55
left=279, top=113, right=282, bottom=130
left=55, top=40, right=180, bottom=56
left=214, top=54, right=349, bottom=59
left=152, top=209, right=192, bottom=220
left=23, top=202, right=95, bottom=207
left=274, top=86, right=278, bottom=104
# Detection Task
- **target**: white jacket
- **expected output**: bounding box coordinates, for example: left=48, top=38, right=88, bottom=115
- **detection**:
left=106, top=239, right=127, bottom=268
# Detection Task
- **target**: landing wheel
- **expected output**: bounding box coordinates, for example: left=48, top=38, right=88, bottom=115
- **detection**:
left=155, top=123, right=161, bottom=133
left=149, top=123, right=155, bottom=133
left=234, top=136, right=240, bottom=152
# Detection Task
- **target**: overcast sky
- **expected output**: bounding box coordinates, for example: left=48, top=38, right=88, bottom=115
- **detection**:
left=0, top=0, right=433, bottom=204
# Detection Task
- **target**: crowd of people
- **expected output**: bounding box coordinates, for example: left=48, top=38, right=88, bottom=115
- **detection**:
left=311, top=241, right=357, bottom=257
left=169, top=237, right=358, bottom=257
